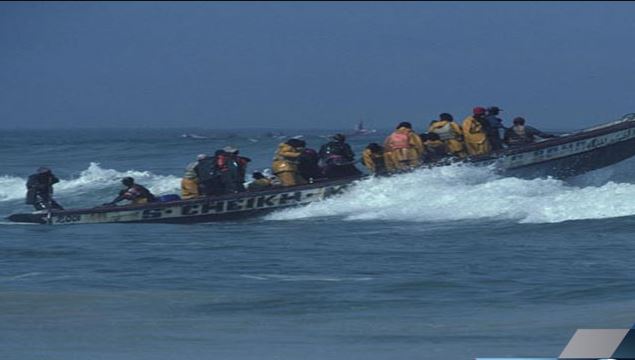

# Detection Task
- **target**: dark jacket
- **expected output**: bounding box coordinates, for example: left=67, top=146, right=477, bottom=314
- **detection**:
left=111, top=184, right=156, bottom=204
left=26, top=173, right=59, bottom=205
left=504, top=125, right=557, bottom=147
left=318, top=141, right=355, bottom=164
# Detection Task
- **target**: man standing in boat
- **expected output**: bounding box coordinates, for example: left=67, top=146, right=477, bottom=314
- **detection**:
left=26, top=167, right=64, bottom=211
left=462, top=107, right=492, bottom=156
left=485, top=106, right=506, bottom=151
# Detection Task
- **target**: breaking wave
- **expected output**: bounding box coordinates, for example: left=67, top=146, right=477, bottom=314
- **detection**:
left=267, top=164, right=635, bottom=224
left=0, top=162, right=180, bottom=203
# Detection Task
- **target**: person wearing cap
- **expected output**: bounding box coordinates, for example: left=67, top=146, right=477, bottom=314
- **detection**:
left=247, top=171, right=273, bottom=191
left=318, top=133, right=361, bottom=179
left=272, top=138, right=307, bottom=186
left=462, top=107, right=492, bottom=156
left=485, top=106, right=506, bottom=151
left=362, top=143, right=389, bottom=175
left=504, top=117, right=558, bottom=147
left=383, top=122, right=424, bottom=171
left=104, top=177, right=156, bottom=206
left=428, top=113, right=466, bottom=158
left=26, top=167, right=64, bottom=211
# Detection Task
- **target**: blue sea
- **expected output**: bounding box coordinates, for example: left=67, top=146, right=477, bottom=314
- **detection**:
left=2, top=128, right=635, bottom=360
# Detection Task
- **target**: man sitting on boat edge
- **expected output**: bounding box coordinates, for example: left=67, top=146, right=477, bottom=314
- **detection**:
left=504, top=117, right=558, bottom=147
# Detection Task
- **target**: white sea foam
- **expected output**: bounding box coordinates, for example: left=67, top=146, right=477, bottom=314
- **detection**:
left=267, top=164, right=635, bottom=224
left=0, top=162, right=180, bottom=202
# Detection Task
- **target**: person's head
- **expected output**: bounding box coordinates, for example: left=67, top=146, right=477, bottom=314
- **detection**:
left=473, top=107, right=487, bottom=117
left=419, top=133, right=430, bottom=142
left=366, top=142, right=383, bottom=153
left=36, top=167, right=51, bottom=175
left=214, top=149, right=225, bottom=156
left=513, top=117, right=526, bottom=126
left=121, top=177, right=134, bottom=187
left=396, top=121, right=412, bottom=129
left=332, top=133, right=346, bottom=142
left=286, top=138, right=305, bottom=149
left=439, top=113, right=454, bottom=122
left=487, top=106, right=502, bottom=115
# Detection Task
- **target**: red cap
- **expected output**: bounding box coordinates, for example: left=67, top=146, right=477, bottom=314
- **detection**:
left=473, top=107, right=486, bottom=116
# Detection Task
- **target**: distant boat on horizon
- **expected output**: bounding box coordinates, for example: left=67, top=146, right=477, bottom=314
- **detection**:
left=348, top=120, right=377, bottom=136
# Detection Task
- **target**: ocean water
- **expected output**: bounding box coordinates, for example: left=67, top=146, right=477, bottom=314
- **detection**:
left=2, top=128, right=635, bottom=360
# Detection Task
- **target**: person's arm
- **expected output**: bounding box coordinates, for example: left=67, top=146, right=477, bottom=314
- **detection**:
left=529, top=126, right=557, bottom=138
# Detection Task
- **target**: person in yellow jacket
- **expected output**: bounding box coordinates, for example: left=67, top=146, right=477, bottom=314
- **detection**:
left=462, top=107, right=492, bottom=156
left=362, top=143, right=389, bottom=175
left=428, top=113, right=467, bottom=158
left=383, top=122, right=424, bottom=171
left=272, top=139, right=307, bottom=186
left=180, top=154, right=207, bottom=199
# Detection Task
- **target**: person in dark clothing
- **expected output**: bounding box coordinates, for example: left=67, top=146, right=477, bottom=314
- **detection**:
left=215, top=148, right=241, bottom=194
left=224, top=146, right=250, bottom=192
left=105, top=177, right=156, bottom=205
left=196, top=153, right=222, bottom=196
left=297, top=147, right=323, bottom=182
left=504, top=117, right=558, bottom=147
left=485, top=106, right=506, bottom=151
left=26, top=167, right=64, bottom=211
left=318, top=133, right=362, bottom=179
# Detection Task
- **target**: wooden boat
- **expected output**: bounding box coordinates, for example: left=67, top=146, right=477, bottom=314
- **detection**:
left=8, top=114, right=635, bottom=225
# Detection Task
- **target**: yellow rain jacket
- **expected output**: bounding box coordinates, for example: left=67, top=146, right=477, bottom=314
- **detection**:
left=272, top=143, right=307, bottom=186
left=428, top=120, right=466, bottom=158
left=383, top=127, right=424, bottom=171
left=181, top=161, right=200, bottom=199
left=462, top=116, right=491, bottom=156
left=362, top=148, right=387, bottom=174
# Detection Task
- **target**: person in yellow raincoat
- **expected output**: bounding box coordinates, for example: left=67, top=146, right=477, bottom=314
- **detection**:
left=272, top=139, right=307, bottom=186
left=180, top=154, right=207, bottom=199
left=362, top=143, right=388, bottom=175
left=462, top=107, right=492, bottom=156
left=428, top=113, right=467, bottom=158
left=383, top=122, right=424, bottom=171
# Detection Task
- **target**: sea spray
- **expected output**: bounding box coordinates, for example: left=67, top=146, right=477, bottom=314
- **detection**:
left=0, top=162, right=180, bottom=203
left=266, top=164, right=635, bottom=224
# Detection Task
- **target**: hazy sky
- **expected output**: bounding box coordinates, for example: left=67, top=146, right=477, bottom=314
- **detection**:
left=2, top=2, right=635, bottom=129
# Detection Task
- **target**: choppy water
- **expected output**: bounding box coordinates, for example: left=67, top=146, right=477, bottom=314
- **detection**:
left=2, top=129, right=635, bottom=360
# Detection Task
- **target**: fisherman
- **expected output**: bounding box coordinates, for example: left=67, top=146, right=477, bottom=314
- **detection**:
left=318, top=133, right=362, bottom=179
left=297, top=145, right=323, bottom=182
left=26, top=167, right=64, bottom=211
left=462, top=107, right=492, bottom=156
left=224, top=146, right=250, bottom=192
left=420, top=132, right=450, bottom=163
left=180, top=154, right=206, bottom=199
left=272, top=138, right=307, bottom=186
left=362, top=143, right=389, bottom=175
left=214, top=148, right=242, bottom=194
left=485, top=106, right=506, bottom=151
left=247, top=171, right=273, bottom=191
left=383, top=122, right=424, bottom=171
left=196, top=152, right=221, bottom=196
left=504, top=117, right=558, bottom=147
left=428, top=113, right=466, bottom=158
left=104, top=177, right=156, bottom=206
